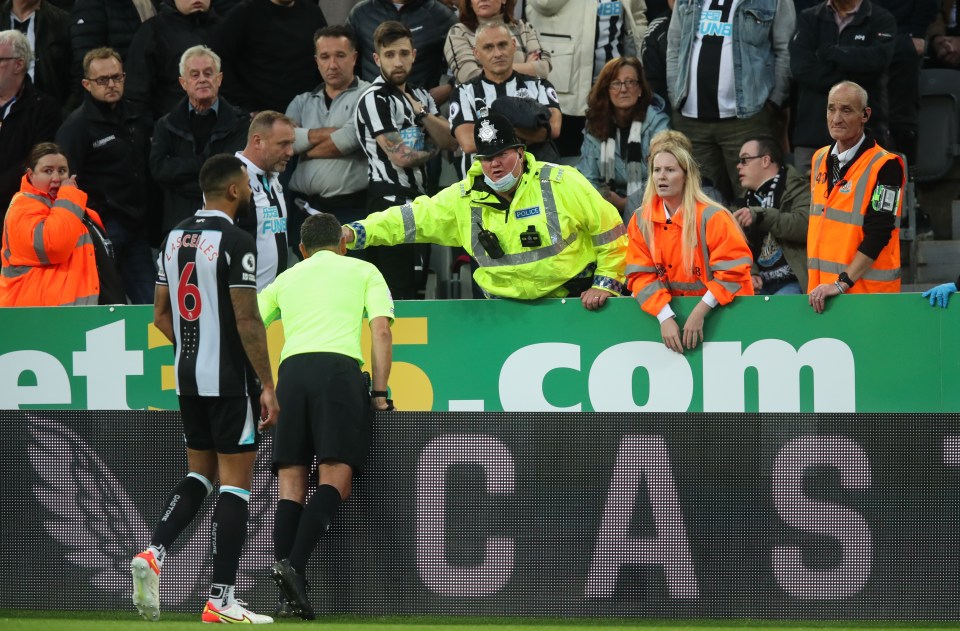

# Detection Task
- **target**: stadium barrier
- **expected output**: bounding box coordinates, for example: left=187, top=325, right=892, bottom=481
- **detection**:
left=1, top=294, right=958, bottom=413
left=3, top=409, right=959, bottom=619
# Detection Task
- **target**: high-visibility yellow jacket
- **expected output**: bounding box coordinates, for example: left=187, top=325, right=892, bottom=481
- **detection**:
left=807, top=145, right=903, bottom=293
left=348, top=153, right=628, bottom=299
left=0, top=176, right=103, bottom=307
left=625, top=198, right=754, bottom=316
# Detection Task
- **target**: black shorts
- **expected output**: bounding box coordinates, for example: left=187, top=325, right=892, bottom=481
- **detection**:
left=273, top=352, right=372, bottom=475
left=178, top=394, right=261, bottom=454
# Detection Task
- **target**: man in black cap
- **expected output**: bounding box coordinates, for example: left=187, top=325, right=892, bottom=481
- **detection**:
left=341, top=111, right=628, bottom=309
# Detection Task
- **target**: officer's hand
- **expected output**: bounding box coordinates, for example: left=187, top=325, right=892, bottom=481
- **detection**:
left=661, top=317, right=683, bottom=354
left=342, top=225, right=355, bottom=244
left=922, top=282, right=958, bottom=308
left=258, top=386, right=280, bottom=430
left=808, top=282, right=840, bottom=314
left=580, top=287, right=611, bottom=311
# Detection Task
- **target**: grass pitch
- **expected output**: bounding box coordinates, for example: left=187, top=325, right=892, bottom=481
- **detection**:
left=3, top=611, right=960, bottom=631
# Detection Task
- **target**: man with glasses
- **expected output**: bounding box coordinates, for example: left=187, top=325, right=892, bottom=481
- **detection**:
left=449, top=20, right=562, bottom=176
left=0, top=29, right=59, bottom=218
left=56, top=46, right=154, bottom=303
left=732, top=135, right=809, bottom=295
left=342, top=111, right=628, bottom=309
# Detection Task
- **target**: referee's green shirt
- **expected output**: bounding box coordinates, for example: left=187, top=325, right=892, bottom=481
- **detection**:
left=258, top=250, right=394, bottom=365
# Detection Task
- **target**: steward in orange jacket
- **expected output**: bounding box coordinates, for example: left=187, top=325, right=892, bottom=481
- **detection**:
left=627, top=198, right=754, bottom=315
left=807, top=137, right=904, bottom=295
left=1, top=175, right=105, bottom=306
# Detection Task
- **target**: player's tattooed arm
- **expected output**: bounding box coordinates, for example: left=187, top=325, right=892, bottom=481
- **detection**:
left=376, top=131, right=437, bottom=168
left=230, top=287, right=275, bottom=390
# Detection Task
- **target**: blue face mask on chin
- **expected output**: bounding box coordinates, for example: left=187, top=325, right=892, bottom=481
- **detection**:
left=483, top=151, right=521, bottom=192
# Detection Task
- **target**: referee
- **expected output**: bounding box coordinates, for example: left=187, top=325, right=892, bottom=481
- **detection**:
left=260, top=213, right=394, bottom=620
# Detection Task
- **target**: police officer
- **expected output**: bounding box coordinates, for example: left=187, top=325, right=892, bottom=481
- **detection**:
left=341, top=111, right=628, bottom=309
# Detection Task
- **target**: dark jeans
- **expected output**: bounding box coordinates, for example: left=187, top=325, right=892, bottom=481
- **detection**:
left=103, top=214, right=156, bottom=304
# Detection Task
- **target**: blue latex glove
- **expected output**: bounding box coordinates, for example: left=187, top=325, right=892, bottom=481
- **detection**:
left=922, top=282, right=958, bottom=308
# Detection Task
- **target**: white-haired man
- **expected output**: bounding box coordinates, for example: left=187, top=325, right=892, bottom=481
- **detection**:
left=150, top=45, right=249, bottom=234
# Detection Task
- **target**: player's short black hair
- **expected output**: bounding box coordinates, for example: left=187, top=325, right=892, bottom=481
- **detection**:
left=199, top=154, right=246, bottom=197
left=301, top=213, right=343, bottom=253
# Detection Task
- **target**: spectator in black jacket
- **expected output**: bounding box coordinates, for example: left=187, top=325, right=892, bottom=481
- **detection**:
left=124, top=0, right=217, bottom=121
left=0, top=0, right=72, bottom=111
left=347, top=0, right=456, bottom=102
left=211, top=0, right=325, bottom=114
left=151, top=45, right=247, bottom=233
left=873, top=0, right=939, bottom=165
left=56, top=47, right=154, bottom=303
left=68, top=0, right=156, bottom=108
left=640, top=0, right=672, bottom=115
left=789, top=0, right=896, bottom=177
left=0, top=29, right=60, bottom=218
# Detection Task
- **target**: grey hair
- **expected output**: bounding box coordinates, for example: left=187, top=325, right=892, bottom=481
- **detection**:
left=829, top=80, right=869, bottom=109
left=0, top=30, right=33, bottom=66
left=179, top=45, right=221, bottom=77
left=474, top=19, right=512, bottom=42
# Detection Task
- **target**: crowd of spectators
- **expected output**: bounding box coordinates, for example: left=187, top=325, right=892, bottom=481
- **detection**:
left=0, top=0, right=959, bottom=306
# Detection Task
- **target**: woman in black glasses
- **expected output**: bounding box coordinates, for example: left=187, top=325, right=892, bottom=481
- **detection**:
left=578, top=56, right=669, bottom=220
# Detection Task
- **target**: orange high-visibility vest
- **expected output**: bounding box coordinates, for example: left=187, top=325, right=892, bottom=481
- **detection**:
left=807, top=144, right=903, bottom=293
left=625, top=198, right=754, bottom=317
left=0, top=175, right=103, bottom=307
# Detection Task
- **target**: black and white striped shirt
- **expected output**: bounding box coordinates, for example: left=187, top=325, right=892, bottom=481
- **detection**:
left=355, top=75, right=438, bottom=198
left=449, top=71, right=560, bottom=173
left=236, top=152, right=288, bottom=291
left=680, top=0, right=739, bottom=120
left=156, top=210, right=259, bottom=397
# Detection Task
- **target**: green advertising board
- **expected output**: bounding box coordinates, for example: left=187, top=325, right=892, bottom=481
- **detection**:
left=1, top=294, right=956, bottom=412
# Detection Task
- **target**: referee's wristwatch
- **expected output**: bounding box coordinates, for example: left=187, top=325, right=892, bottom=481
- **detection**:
left=371, top=390, right=389, bottom=398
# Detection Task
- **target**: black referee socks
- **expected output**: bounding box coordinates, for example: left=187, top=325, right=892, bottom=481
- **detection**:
left=274, top=499, right=304, bottom=562
left=288, top=484, right=343, bottom=574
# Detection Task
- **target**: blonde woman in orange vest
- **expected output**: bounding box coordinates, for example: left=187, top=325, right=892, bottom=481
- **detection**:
left=626, top=136, right=754, bottom=354
left=0, top=143, right=123, bottom=306
left=807, top=81, right=904, bottom=314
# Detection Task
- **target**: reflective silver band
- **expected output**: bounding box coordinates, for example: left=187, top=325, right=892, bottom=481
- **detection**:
left=474, top=232, right=579, bottom=267
left=635, top=280, right=665, bottom=304
left=710, top=256, right=751, bottom=271
left=400, top=204, right=416, bottom=244
left=53, top=198, right=85, bottom=219
left=32, top=220, right=50, bottom=265
left=1, top=264, right=31, bottom=278
left=592, top=224, right=627, bottom=247
left=807, top=257, right=901, bottom=281
left=670, top=280, right=707, bottom=292
left=625, top=264, right=657, bottom=275
left=22, top=193, right=52, bottom=208
left=538, top=165, right=563, bottom=244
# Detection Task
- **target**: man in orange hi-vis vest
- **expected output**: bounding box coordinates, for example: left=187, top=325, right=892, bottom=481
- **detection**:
left=807, top=80, right=904, bottom=314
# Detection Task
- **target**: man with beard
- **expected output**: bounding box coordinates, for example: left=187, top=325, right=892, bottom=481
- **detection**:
left=236, top=111, right=296, bottom=291
left=354, top=20, right=457, bottom=299
left=133, top=153, right=279, bottom=624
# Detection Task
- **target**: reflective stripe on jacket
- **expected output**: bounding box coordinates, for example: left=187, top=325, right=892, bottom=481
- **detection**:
left=0, top=175, right=102, bottom=306
left=350, top=152, right=628, bottom=300
left=625, top=198, right=754, bottom=316
left=807, top=145, right=903, bottom=293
